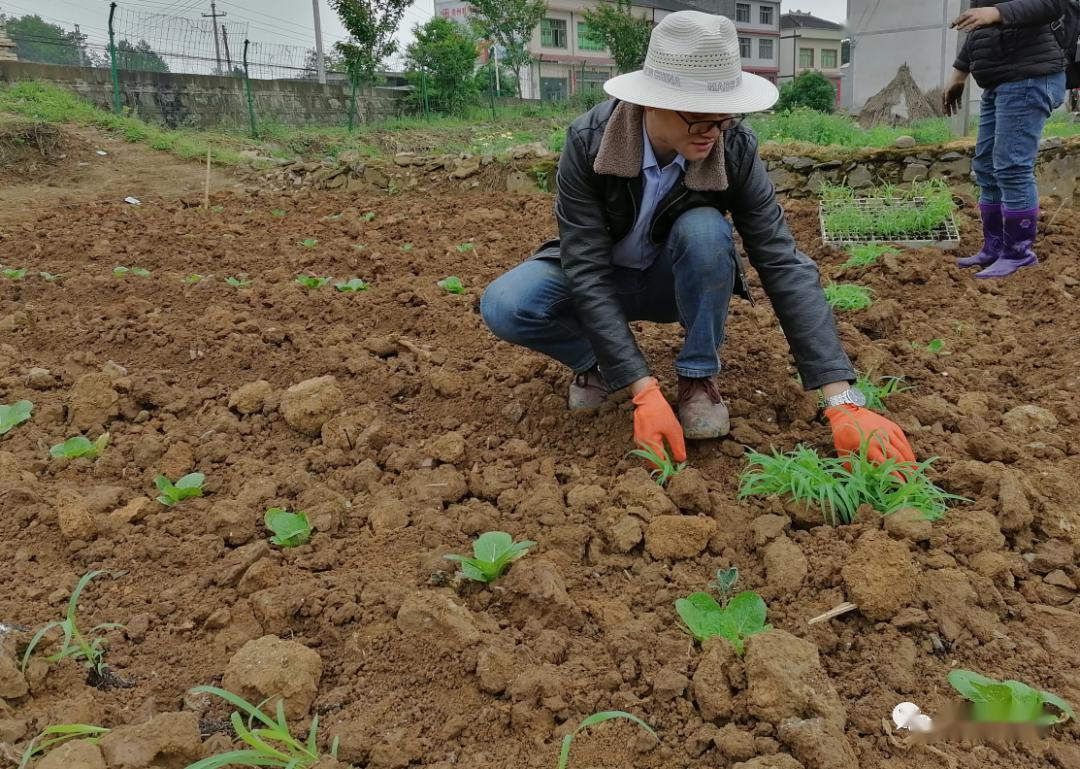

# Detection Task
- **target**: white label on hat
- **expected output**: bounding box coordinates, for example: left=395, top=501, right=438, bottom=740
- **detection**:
left=643, top=65, right=742, bottom=93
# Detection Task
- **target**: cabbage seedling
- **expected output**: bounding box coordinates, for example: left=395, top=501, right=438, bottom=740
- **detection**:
left=360, top=211, right=376, bottom=222
left=16, top=724, right=111, bottom=769
left=50, top=433, right=110, bottom=460
left=298, top=238, right=318, bottom=249
left=948, top=670, right=1075, bottom=726
left=709, top=567, right=740, bottom=600
left=186, top=686, right=339, bottom=769
left=401, top=242, right=414, bottom=252
left=627, top=442, right=686, bottom=486
left=456, top=242, right=475, bottom=253
left=225, top=276, right=252, bottom=288
left=155, top=472, right=205, bottom=506
left=184, top=273, right=210, bottom=284
left=21, top=570, right=123, bottom=679
left=2, top=268, right=27, bottom=280
left=0, top=400, right=32, bottom=436
left=113, top=266, right=150, bottom=278
left=39, top=272, right=64, bottom=282
left=296, top=274, right=332, bottom=289
left=334, top=278, right=370, bottom=292
left=445, top=531, right=536, bottom=583
left=675, top=590, right=770, bottom=654
left=265, top=508, right=312, bottom=548
left=559, top=712, right=656, bottom=769
left=438, top=276, right=465, bottom=294
left=271, top=209, right=286, bottom=218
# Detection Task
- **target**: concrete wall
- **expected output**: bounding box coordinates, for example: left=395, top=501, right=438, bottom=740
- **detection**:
left=0, top=60, right=411, bottom=129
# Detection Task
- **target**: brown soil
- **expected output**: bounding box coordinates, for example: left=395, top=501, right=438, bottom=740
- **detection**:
left=1, top=142, right=1079, bottom=769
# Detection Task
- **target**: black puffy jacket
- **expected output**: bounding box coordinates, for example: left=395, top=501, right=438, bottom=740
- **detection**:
left=954, top=0, right=1067, bottom=88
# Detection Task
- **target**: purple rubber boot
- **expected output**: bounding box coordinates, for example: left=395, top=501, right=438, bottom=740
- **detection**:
left=957, top=203, right=1003, bottom=268
left=976, top=207, right=1040, bottom=279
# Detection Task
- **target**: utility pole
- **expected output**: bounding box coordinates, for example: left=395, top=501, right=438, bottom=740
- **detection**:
left=312, top=0, right=327, bottom=84
left=202, top=1, right=226, bottom=74
left=73, top=24, right=88, bottom=67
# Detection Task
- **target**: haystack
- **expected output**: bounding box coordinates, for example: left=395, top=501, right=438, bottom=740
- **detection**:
left=858, top=64, right=938, bottom=128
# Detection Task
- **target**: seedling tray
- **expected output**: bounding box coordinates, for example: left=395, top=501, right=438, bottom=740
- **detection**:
left=819, top=197, right=961, bottom=250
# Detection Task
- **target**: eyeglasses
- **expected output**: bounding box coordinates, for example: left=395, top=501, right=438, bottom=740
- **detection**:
left=676, top=112, right=746, bottom=135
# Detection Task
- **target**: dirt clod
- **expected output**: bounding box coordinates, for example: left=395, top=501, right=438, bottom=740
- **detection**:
left=692, top=638, right=737, bottom=722
left=229, top=380, right=273, bottom=415
left=763, top=536, right=808, bottom=593
left=98, top=711, right=202, bottom=769
left=221, top=635, right=322, bottom=718
left=666, top=467, right=711, bottom=513
left=36, top=739, right=106, bottom=769
left=745, top=630, right=846, bottom=729
left=396, top=592, right=481, bottom=648
left=778, top=718, right=857, bottom=769
left=68, top=372, right=119, bottom=431
left=841, top=530, right=919, bottom=620
left=280, top=376, right=345, bottom=436
left=645, top=515, right=716, bottom=559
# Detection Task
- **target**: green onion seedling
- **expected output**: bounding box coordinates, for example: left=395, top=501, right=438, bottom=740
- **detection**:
left=2, top=268, right=27, bottom=280
left=155, top=472, right=205, bottom=506
left=40, top=272, right=64, bottom=282
left=675, top=590, right=771, bottom=654
left=334, top=278, right=370, bottom=292
left=854, top=371, right=909, bottom=412
left=17, top=724, right=111, bottom=769
left=445, top=531, right=536, bottom=583
left=824, top=283, right=874, bottom=311
left=50, top=434, right=110, bottom=460
left=948, top=670, right=1075, bottom=726
left=295, top=274, right=332, bottom=289
left=226, top=276, right=252, bottom=288
left=438, top=276, right=465, bottom=294
left=627, top=442, right=686, bottom=486
left=559, top=712, right=657, bottom=769
left=265, top=508, right=313, bottom=548
left=0, top=400, right=33, bottom=436
left=298, top=238, right=318, bottom=249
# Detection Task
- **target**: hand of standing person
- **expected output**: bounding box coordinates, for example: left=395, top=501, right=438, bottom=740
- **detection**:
left=944, top=68, right=969, bottom=116
left=630, top=377, right=687, bottom=463
left=950, top=6, right=1003, bottom=32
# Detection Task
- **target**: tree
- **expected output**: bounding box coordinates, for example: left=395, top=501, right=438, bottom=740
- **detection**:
left=467, top=0, right=546, bottom=97
left=777, top=71, right=837, bottom=113
left=4, top=14, right=86, bottom=66
left=115, top=39, right=169, bottom=73
left=582, top=0, right=651, bottom=74
left=328, top=0, right=412, bottom=83
left=303, top=46, right=347, bottom=76
left=405, top=18, right=479, bottom=114
left=475, top=57, right=518, bottom=98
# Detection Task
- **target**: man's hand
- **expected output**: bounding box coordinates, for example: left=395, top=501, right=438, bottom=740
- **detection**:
left=631, top=378, right=687, bottom=463
left=950, top=6, right=1002, bottom=31
left=944, top=68, right=968, bottom=116
left=825, top=404, right=915, bottom=466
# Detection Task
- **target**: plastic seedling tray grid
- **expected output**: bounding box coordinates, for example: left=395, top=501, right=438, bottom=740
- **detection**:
left=820, top=196, right=961, bottom=250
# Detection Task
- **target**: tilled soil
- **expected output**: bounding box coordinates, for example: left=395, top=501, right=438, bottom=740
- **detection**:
left=0, top=184, right=1079, bottom=769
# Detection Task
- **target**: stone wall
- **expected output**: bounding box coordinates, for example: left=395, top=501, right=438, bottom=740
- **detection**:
left=0, top=61, right=410, bottom=129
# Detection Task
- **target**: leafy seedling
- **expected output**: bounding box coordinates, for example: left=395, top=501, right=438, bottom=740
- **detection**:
left=17, top=724, right=111, bottom=769
left=0, top=400, right=33, bottom=436
left=113, top=266, right=151, bottom=278
left=948, top=670, right=1075, bottom=726
left=50, top=433, right=110, bottom=460
left=186, top=686, right=339, bottom=769
left=226, top=276, right=252, bottom=288
left=445, top=531, right=536, bottom=583
left=184, top=273, right=209, bottom=284
left=559, top=712, right=656, bottom=769
left=360, top=211, right=376, bottom=222
left=455, top=242, right=475, bottom=253
left=854, top=371, right=909, bottom=412
left=709, top=567, right=740, bottom=601
left=39, top=271, right=64, bottom=282
left=334, top=278, right=370, bottom=292
left=627, top=442, right=686, bottom=486
left=2, top=268, right=27, bottom=280
left=211, top=205, right=225, bottom=214
left=298, top=238, right=319, bottom=249
left=824, top=283, right=874, bottom=311
left=155, top=472, right=205, bottom=506
left=271, top=209, right=286, bottom=218
left=926, top=338, right=945, bottom=355
left=265, top=508, right=312, bottom=548
left=322, top=212, right=343, bottom=222
left=295, top=274, right=332, bottom=289
left=401, top=242, right=414, bottom=252
left=438, top=276, right=465, bottom=294
left=21, top=571, right=123, bottom=679
left=675, top=590, right=771, bottom=654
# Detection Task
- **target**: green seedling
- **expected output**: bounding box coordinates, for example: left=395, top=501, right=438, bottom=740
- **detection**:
left=295, top=274, right=332, bottom=289
left=360, top=211, right=376, bottom=222
left=854, top=371, right=909, bottom=411
left=948, top=670, right=1075, bottom=726
left=271, top=209, right=286, bottom=218
left=113, top=266, right=151, bottom=278
left=739, top=437, right=966, bottom=526
left=709, top=567, right=740, bottom=601
left=155, top=472, right=205, bottom=506
left=675, top=590, right=770, bottom=654
left=455, top=242, right=475, bottom=253
left=322, top=212, right=344, bottom=222
left=2, top=268, right=27, bottom=280
left=21, top=571, right=123, bottom=679
left=184, top=273, right=210, bottom=284
left=822, top=179, right=956, bottom=239
left=50, top=433, right=110, bottom=460
left=352, top=243, right=367, bottom=251
left=558, top=712, right=657, bottom=769
left=438, top=276, right=465, bottom=294
left=298, top=238, right=318, bottom=249
left=334, top=278, right=370, bottom=293
left=824, top=283, right=874, bottom=311
left=226, top=276, right=252, bottom=288
left=0, top=400, right=33, bottom=436
left=211, top=205, right=225, bottom=214
left=627, top=442, right=686, bottom=486
left=926, top=338, right=945, bottom=355
left=841, top=243, right=896, bottom=269
left=265, top=508, right=312, bottom=548
left=401, top=242, right=414, bottom=252
left=186, top=686, right=339, bottom=769
left=445, top=531, right=536, bottom=583
left=17, top=724, right=111, bottom=769
left=39, top=271, right=64, bottom=282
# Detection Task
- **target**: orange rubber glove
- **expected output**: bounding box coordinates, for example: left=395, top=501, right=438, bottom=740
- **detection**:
left=632, top=380, right=687, bottom=463
left=825, top=404, right=916, bottom=466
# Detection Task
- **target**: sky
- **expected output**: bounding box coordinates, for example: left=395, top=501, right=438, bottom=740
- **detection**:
left=1, top=0, right=848, bottom=66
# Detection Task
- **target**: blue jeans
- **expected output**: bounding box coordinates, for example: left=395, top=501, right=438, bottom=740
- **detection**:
left=480, top=208, right=736, bottom=379
left=973, top=72, right=1066, bottom=210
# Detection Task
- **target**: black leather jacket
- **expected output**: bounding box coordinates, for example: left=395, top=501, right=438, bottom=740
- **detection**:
left=954, top=0, right=1066, bottom=88
left=535, top=99, right=854, bottom=393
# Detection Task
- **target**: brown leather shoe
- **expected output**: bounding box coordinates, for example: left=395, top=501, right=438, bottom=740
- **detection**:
left=677, top=375, right=730, bottom=439
left=568, top=367, right=607, bottom=411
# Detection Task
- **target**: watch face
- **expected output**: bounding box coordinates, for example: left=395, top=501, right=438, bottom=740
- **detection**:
left=848, top=387, right=867, bottom=407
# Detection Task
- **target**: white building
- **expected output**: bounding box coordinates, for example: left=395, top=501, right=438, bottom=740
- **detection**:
left=779, top=11, right=844, bottom=105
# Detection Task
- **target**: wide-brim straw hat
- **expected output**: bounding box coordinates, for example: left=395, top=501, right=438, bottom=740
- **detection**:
left=604, top=11, right=779, bottom=114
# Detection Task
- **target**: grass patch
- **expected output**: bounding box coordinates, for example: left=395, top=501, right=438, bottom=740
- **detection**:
left=841, top=243, right=897, bottom=269
left=824, top=283, right=874, bottom=311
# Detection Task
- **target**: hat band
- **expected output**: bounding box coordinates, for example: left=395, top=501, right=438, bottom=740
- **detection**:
left=642, top=64, right=743, bottom=93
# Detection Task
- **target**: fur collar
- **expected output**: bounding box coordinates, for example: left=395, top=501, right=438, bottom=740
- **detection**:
left=592, top=101, right=729, bottom=193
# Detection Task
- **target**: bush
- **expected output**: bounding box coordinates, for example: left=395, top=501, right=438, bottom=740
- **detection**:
left=776, top=71, right=837, bottom=114
left=405, top=18, right=479, bottom=115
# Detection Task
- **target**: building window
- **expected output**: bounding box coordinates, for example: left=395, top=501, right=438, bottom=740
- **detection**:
left=541, top=18, right=567, bottom=49
left=760, top=5, right=773, bottom=25
left=821, top=48, right=837, bottom=68
left=759, top=38, right=773, bottom=59
left=799, top=47, right=814, bottom=68
left=739, top=37, right=751, bottom=58
left=841, top=39, right=851, bottom=65
left=735, top=2, right=750, bottom=23
left=577, top=22, right=605, bottom=51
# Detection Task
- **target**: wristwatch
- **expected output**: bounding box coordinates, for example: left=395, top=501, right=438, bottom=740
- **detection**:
left=823, top=387, right=867, bottom=409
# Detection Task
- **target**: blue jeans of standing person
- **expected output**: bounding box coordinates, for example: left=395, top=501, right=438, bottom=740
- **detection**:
left=480, top=208, right=736, bottom=380
left=973, top=73, right=1067, bottom=209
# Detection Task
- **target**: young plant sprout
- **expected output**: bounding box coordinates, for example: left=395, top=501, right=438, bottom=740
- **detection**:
left=401, top=242, right=414, bottom=252
left=708, top=567, right=740, bottom=601
left=445, top=531, right=536, bottom=583
left=50, top=433, right=110, bottom=460
left=295, top=275, right=332, bottom=289
left=265, top=508, right=312, bottom=548
left=271, top=209, right=286, bottom=218
left=39, top=272, right=64, bottom=282
left=185, top=686, right=339, bottom=769
left=438, top=276, right=465, bottom=294
left=322, top=212, right=344, bottom=221
left=155, top=472, right=205, bottom=506
left=360, top=211, right=376, bottom=222
left=226, top=276, right=252, bottom=288
left=21, top=571, right=123, bottom=680
left=334, top=278, right=370, bottom=292
left=0, top=400, right=32, bottom=436
left=2, top=268, right=27, bottom=280
left=211, top=205, right=225, bottom=214
left=184, top=274, right=209, bottom=284
left=298, top=238, right=318, bottom=249
left=948, top=670, right=1075, bottom=726
left=824, top=283, right=874, bottom=311
left=627, top=442, right=686, bottom=486
left=854, top=371, right=909, bottom=412
left=558, top=712, right=657, bottom=769
left=16, top=724, right=111, bottom=769
left=456, top=242, right=475, bottom=253
left=675, top=588, right=770, bottom=654
left=113, top=266, right=151, bottom=278
left=841, top=243, right=896, bottom=269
